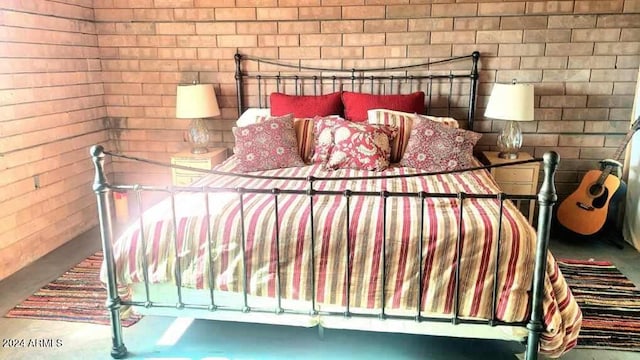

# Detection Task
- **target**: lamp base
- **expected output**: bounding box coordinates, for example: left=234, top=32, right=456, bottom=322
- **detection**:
left=190, top=146, right=208, bottom=155
left=496, top=120, right=523, bottom=160
left=187, top=118, right=210, bottom=155
left=498, top=152, right=519, bottom=159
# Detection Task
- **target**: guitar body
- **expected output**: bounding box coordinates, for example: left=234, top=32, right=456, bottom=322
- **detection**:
left=557, top=170, right=621, bottom=235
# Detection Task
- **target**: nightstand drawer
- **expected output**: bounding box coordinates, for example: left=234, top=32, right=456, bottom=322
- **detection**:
left=173, top=174, right=202, bottom=186
left=170, top=148, right=227, bottom=186
left=492, top=167, right=535, bottom=183
left=499, top=183, right=534, bottom=195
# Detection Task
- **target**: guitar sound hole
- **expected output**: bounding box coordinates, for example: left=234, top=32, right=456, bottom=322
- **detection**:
left=588, top=183, right=603, bottom=197
left=592, top=187, right=609, bottom=209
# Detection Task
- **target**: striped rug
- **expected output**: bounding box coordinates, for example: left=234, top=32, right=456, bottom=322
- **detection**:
left=558, top=259, right=640, bottom=352
left=5, top=252, right=141, bottom=327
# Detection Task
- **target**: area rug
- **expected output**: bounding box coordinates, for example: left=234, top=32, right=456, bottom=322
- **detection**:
left=5, top=252, right=141, bottom=327
left=558, top=259, right=640, bottom=352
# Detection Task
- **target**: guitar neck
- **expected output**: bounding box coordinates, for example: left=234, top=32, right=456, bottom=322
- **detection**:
left=595, top=117, right=639, bottom=184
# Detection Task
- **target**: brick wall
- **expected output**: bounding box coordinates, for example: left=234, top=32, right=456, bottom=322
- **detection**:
left=93, top=0, right=640, bottom=196
left=0, top=1, right=108, bottom=280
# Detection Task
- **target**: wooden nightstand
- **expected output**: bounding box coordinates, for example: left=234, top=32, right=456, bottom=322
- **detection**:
left=170, top=148, right=227, bottom=186
left=481, top=151, right=540, bottom=224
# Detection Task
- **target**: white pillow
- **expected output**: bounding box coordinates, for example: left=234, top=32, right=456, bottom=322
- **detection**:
left=236, top=108, right=271, bottom=127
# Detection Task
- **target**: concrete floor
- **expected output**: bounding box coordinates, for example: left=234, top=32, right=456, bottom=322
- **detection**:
left=1, top=227, right=639, bottom=360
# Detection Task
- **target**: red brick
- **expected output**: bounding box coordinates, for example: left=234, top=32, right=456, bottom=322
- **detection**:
left=215, top=7, right=256, bottom=21
left=432, top=3, right=477, bottom=17
left=525, top=1, right=574, bottom=14
left=594, top=42, right=640, bottom=55
left=343, top=33, right=385, bottom=46
left=387, top=5, right=430, bottom=19
left=546, top=43, right=594, bottom=56
left=477, top=30, right=523, bottom=44
left=501, top=15, right=547, bottom=30
left=321, top=20, right=362, bottom=33
left=524, top=29, right=571, bottom=43
left=298, top=6, right=340, bottom=20
left=256, top=7, right=298, bottom=21
left=155, top=22, right=196, bottom=35
left=363, top=19, right=407, bottom=32
left=574, top=0, right=624, bottom=14
left=478, top=2, right=525, bottom=16
left=280, top=21, right=320, bottom=34
left=300, top=34, right=342, bottom=46
left=548, top=15, right=597, bottom=29
left=410, top=18, right=454, bottom=31
left=498, top=43, right=545, bottom=56
left=342, top=6, right=385, bottom=19
left=174, top=8, right=214, bottom=21
left=520, top=57, right=567, bottom=69
left=624, top=0, right=640, bottom=12
left=567, top=56, right=616, bottom=69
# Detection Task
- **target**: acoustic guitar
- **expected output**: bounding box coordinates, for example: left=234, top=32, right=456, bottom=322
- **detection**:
left=557, top=118, right=640, bottom=236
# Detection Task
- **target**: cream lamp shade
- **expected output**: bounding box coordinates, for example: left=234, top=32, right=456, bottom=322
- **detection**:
left=484, top=82, right=534, bottom=159
left=484, top=83, right=534, bottom=121
left=176, top=84, right=220, bottom=154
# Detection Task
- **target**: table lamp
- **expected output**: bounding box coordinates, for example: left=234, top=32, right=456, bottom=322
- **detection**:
left=484, top=81, right=534, bottom=159
left=176, top=83, right=220, bottom=154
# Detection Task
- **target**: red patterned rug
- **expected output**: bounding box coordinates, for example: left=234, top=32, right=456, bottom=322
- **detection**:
left=558, top=259, right=640, bottom=352
left=4, top=252, right=141, bottom=327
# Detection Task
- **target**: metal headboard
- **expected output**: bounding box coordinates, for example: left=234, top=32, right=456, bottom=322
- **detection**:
left=234, top=52, right=480, bottom=130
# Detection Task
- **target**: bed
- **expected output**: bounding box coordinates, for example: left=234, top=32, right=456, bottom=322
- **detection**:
left=91, top=52, right=581, bottom=359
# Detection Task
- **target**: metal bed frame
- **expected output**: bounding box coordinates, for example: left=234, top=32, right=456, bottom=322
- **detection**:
left=91, top=52, right=560, bottom=360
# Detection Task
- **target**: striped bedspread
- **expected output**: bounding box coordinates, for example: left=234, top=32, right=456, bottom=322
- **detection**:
left=107, top=156, right=581, bottom=357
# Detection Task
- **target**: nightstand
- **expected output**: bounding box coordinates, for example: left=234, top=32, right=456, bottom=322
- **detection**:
left=481, top=151, right=540, bottom=224
left=170, top=148, right=227, bottom=186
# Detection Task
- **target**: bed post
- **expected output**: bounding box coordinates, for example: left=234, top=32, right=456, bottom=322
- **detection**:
left=468, top=51, right=480, bottom=131
left=90, top=145, right=128, bottom=359
left=526, top=151, right=559, bottom=360
left=235, top=52, right=244, bottom=116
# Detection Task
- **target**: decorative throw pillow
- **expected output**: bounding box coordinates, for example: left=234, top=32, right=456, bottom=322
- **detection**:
left=232, top=115, right=305, bottom=172
left=310, top=115, right=345, bottom=164
left=414, top=113, right=460, bottom=129
left=326, top=121, right=397, bottom=171
left=367, top=109, right=415, bottom=163
left=342, top=91, right=425, bottom=122
left=400, top=116, right=481, bottom=172
left=270, top=92, right=343, bottom=118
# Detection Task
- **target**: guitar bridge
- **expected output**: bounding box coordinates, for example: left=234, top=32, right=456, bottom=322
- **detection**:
left=576, top=202, right=594, bottom=211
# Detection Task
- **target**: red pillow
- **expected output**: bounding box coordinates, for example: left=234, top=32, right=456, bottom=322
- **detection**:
left=342, top=91, right=425, bottom=122
left=270, top=92, right=343, bottom=118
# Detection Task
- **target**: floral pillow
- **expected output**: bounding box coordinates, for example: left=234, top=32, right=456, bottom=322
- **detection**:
left=326, top=121, right=397, bottom=171
left=400, top=116, right=481, bottom=172
left=232, top=115, right=305, bottom=172
left=310, top=115, right=345, bottom=164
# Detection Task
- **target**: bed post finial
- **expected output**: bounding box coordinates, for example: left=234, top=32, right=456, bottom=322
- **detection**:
left=235, top=52, right=244, bottom=117
left=90, top=145, right=128, bottom=359
left=525, top=151, right=559, bottom=360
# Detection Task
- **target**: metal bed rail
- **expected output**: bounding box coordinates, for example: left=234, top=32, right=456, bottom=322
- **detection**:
left=91, top=145, right=559, bottom=360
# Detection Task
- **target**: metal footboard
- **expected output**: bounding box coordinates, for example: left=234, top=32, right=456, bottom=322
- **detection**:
left=91, top=145, right=559, bottom=360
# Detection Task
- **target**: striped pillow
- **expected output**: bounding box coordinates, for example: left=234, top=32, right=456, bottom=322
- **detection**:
left=293, top=117, right=315, bottom=164
left=367, top=109, right=414, bottom=163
